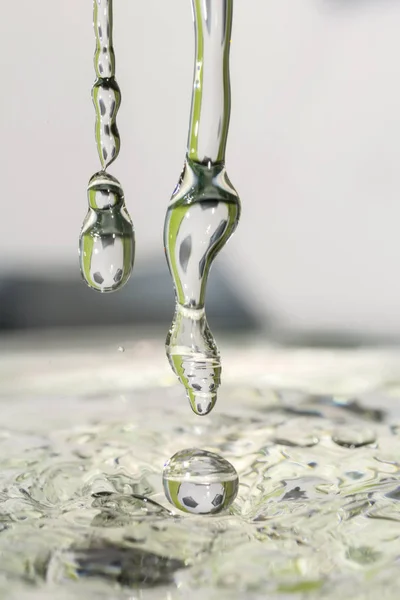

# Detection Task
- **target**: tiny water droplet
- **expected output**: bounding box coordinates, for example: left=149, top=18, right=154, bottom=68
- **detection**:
left=118, top=346, right=125, bottom=353
left=332, top=427, right=376, bottom=448
left=163, top=449, right=239, bottom=515
left=79, top=172, right=135, bottom=293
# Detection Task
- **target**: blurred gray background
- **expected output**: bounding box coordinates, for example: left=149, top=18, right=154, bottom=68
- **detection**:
left=1, top=0, right=400, bottom=343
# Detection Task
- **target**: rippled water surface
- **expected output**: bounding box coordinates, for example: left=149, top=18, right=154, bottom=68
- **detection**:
left=1, top=337, right=400, bottom=599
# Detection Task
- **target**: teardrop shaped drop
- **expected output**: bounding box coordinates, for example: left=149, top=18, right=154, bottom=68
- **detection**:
left=79, top=173, right=135, bottom=293
left=166, top=306, right=221, bottom=416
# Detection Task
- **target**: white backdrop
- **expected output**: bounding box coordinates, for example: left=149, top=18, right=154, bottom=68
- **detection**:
left=1, top=1, right=400, bottom=337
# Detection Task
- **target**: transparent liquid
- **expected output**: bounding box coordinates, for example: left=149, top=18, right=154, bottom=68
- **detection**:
left=79, top=0, right=134, bottom=294
left=79, top=172, right=135, bottom=293
left=164, top=159, right=240, bottom=414
left=92, top=77, right=121, bottom=170
left=163, top=449, right=239, bottom=515
left=166, top=306, right=220, bottom=415
left=93, top=0, right=120, bottom=170
left=1, top=360, right=400, bottom=598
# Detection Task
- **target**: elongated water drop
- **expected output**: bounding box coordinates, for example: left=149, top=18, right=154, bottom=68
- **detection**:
left=79, top=173, right=135, bottom=293
left=164, top=161, right=240, bottom=415
left=164, top=1, right=241, bottom=415
left=80, top=0, right=135, bottom=292
left=163, top=449, right=239, bottom=515
left=166, top=305, right=221, bottom=416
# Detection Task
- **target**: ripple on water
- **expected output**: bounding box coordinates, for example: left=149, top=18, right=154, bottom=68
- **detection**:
left=0, top=388, right=399, bottom=598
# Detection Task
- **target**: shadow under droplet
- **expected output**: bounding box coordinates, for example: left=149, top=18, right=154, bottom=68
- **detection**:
left=72, top=542, right=185, bottom=587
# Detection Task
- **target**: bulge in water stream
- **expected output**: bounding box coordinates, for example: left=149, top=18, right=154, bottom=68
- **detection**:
left=79, top=172, right=135, bottom=292
left=164, top=159, right=241, bottom=414
left=163, top=448, right=239, bottom=515
left=166, top=306, right=220, bottom=416
left=164, top=159, right=240, bottom=309
left=92, top=77, right=121, bottom=169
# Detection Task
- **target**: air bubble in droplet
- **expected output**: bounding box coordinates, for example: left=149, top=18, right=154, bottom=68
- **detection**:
left=163, top=448, right=239, bottom=515
left=79, top=172, right=135, bottom=293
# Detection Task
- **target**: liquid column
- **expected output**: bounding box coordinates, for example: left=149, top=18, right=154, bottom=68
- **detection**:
left=164, top=0, right=241, bottom=415
left=79, top=0, right=135, bottom=293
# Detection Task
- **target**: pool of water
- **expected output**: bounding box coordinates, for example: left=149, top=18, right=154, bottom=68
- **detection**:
left=0, top=333, right=400, bottom=599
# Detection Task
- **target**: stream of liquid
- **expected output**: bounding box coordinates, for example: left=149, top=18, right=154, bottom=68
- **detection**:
left=164, top=0, right=240, bottom=416
left=79, top=0, right=135, bottom=293
left=165, top=158, right=240, bottom=416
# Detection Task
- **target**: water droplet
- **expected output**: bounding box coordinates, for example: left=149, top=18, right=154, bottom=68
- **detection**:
left=163, top=449, right=239, bottom=515
left=166, top=306, right=220, bottom=416
left=79, top=172, right=135, bottom=293
left=118, top=346, right=125, bottom=353
left=332, top=427, right=376, bottom=448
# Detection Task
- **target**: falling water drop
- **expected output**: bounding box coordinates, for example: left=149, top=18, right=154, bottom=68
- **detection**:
left=163, top=448, right=239, bottom=515
left=166, top=305, right=220, bottom=416
left=80, top=0, right=135, bottom=293
left=163, top=1, right=240, bottom=414
left=79, top=172, right=135, bottom=293
left=164, top=161, right=240, bottom=415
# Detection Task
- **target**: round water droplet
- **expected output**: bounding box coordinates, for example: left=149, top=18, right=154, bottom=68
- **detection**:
left=332, top=427, right=376, bottom=448
left=163, top=448, right=239, bottom=515
left=118, top=346, right=125, bottom=353
left=79, top=173, right=135, bottom=293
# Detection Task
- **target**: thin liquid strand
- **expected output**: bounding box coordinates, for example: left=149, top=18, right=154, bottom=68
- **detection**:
left=79, top=0, right=135, bottom=293
left=93, top=0, right=120, bottom=169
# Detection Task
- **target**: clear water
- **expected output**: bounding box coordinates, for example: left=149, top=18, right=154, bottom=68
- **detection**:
left=186, top=0, right=233, bottom=165
left=79, top=173, right=135, bottom=293
left=79, top=0, right=134, bottom=293
left=164, top=0, right=240, bottom=415
left=163, top=449, right=239, bottom=514
left=93, top=0, right=120, bottom=169
left=166, top=305, right=221, bottom=415
left=92, top=77, right=121, bottom=169
left=164, top=159, right=240, bottom=415
left=1, top=342, right=400, bottom=599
